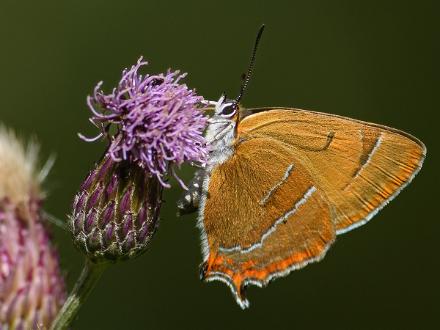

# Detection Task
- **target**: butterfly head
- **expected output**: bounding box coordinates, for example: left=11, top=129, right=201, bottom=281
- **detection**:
left=214, top=94, right=239, bottom=118
left=205, top=94, right=238, bottom=145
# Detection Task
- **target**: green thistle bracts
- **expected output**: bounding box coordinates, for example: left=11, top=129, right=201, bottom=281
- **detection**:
left=70, top=155, right=163, bottom=262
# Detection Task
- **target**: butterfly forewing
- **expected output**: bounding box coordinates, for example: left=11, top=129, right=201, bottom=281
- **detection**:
left=239, top=108, right=426, bottom=233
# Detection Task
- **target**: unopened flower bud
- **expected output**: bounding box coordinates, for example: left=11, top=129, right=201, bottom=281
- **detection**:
left=70, top=155, right=162, bottom=262
left=0, top=127, right=66, bottom=329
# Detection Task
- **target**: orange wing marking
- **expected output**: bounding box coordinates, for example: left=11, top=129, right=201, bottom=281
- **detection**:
left=205, top=239, right=332, bottom=309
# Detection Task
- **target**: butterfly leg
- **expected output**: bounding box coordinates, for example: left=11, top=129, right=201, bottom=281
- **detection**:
left=177, top=169, right=206, bottom=216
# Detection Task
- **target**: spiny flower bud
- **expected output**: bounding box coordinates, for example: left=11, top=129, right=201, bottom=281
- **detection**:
left=0, top=127, right=66, bottom=329
left=70, top=155, right=162, bottom=262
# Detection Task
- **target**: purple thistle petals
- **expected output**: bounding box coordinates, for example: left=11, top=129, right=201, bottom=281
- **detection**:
left=80, top=56, right=208, bottom=187
left=77, top=132, right=103, bottom=143
left=171, top=166, right=189, bottom=191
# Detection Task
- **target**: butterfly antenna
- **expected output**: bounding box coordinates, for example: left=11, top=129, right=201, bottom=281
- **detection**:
left=235, top=24, right=265, bottom=105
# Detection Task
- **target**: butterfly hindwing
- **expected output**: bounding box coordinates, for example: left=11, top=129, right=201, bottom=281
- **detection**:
left=199, top=136, right=336, bottom=308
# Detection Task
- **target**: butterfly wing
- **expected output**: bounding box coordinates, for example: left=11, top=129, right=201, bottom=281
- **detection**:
left=238, top=108, right=426, bottom=233
left=199, top=107, right=425, bottom=308
left=199, top=135, right=336, bottom=308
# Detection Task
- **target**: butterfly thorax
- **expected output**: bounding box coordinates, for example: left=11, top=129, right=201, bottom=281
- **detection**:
left=205, top=118, right=234, bottom=166
left=176, top=96, right=238, bottom=215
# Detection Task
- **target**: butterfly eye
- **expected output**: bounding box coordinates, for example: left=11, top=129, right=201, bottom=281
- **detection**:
left=220, top=103, right=237, bottom=117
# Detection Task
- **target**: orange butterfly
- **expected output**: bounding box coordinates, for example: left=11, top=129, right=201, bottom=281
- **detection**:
left=178, top=26, right=426, bottom=309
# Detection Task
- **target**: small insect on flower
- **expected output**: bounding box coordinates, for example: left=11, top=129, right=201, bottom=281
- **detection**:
left=72, top=57, right=209, bottom=261
left=0, top=126, right=66, bottom=329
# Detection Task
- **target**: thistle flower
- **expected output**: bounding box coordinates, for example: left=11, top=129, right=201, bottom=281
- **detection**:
left=80, top=57, right=208, bottom=187
left=71, top=57, right=208, bottom=261
left=0, top=127, right=66, bottom=329
left=70, top=155, right=162, bottom=262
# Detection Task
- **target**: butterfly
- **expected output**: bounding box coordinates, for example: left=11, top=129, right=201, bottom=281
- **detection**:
left=177, top=25, right=426, bottom=309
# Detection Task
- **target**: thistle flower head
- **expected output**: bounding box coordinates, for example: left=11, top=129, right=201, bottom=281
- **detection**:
left=70, top=155, right=162, bottom=262
left=81, top=57, right=208, bottom=187
left=0, top=126, right=66, bottom=329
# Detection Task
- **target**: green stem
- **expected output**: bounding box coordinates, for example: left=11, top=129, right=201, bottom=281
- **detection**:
left=50, top=259, right=108, bottom=330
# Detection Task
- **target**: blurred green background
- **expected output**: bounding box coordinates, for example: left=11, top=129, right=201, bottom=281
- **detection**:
left=0, top=0, right=438, bottom=329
